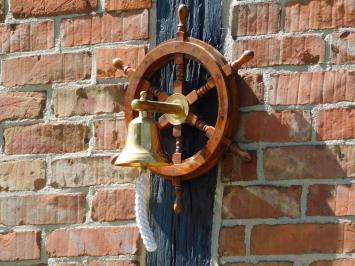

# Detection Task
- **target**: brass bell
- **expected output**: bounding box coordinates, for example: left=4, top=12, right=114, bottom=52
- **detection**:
left=112, top=93, right=169, bottom=167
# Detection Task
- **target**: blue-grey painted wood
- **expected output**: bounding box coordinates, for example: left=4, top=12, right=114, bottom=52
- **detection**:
left=147, top=0, right=222, bottom=265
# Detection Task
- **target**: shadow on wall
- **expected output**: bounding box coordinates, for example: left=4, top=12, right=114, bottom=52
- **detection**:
left=219, top=74, right=354, bottom=265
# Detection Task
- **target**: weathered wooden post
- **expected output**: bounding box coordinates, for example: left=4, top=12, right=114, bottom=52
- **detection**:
left=148, top=1, right=222, bottom=265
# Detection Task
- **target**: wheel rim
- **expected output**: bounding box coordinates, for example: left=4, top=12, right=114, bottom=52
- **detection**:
left=125, top=39, right=235, bottom=179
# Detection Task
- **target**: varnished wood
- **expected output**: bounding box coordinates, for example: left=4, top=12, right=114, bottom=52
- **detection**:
left=112, top=58, right=136, bottom=77
left=223, top=50, right=255, bottom=76
left=172, top=177, right=183, bottom=214
left=119, top=8, right=253, bottom=180
left=126, top=40, right=230, bottom=179
left=177, top=4, right=188, bottom=35
left=185, top=77, right=215, bottom=105
left=187, top=113, right=251, bottom=162
left=194, top=117, right=214, bottom=139
left=140, top=79, right=169, bottom=102
left=158, top=114, right=170, bottom=129
left=230, top=50, right=254, bottom=71
left=186, top=50, right=254, bottom=105
left=172, top=52, right=186, bottom=213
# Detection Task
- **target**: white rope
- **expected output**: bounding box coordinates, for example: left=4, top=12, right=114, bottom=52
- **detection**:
left=135, top=171, right=157, bottom=252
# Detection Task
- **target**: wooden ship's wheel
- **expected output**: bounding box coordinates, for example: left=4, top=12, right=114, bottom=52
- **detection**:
left=113, top=4, right=254, bottom=213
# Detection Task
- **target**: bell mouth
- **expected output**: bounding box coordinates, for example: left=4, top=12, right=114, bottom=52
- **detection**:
left=115, top=162, right=169, bottom=167
left=112, top=149, right=169, bottom=168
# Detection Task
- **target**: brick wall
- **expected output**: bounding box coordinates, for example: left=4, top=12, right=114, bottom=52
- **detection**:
left=0, top=0, right=151, bottom=265
left=215, top=0, right=354, bottom=266
left=0, top=0, right=354, bottom=266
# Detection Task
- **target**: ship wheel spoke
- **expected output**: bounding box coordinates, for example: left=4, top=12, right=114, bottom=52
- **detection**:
left=140, top=79, right=170, bottom=101
left=171, top=52, right=186, bottom=166
left=221, top=50, right=255, bottom=77
left=185, top=50, right=255, bottom=105
left=185, top=77, right=216, bottom=105
left=158, top=114, right=172, bottom=129
left=186, top=112, right=252, bottom=162
left=186, top=112, right=215, bottom=138
left=168, top=3, right=189, bottom=215
left=112, top=58, right=170, bottom=101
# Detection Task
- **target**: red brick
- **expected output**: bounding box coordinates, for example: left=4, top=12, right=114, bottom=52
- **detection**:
left=317, top=108, right=355, bottom=140
left=331, top=32, right=355, bottom=64
left=237, top=73, right=264, bottom=107
left=223, top=186, right=301, bottom=219
left=11, top=0, right=98, bottom=18
left=234, top=36, right=325, bottom=67
left=226, top=264, right=253, bottom=266
left=0, top=231, right=41, bottom=261
left=89, top=261, right=137, bottom=266
left=0, top=193, right=86, bottom=226
left=0, top=160, right=46, bottom=192
left=106, top=0, right=152, bottom=11
left=0, top=92, right=46, bottom=122
left=310, top=259, right=355, bottom=266
left=232, top=3, right=280, bottom=37
left=264, top=145, right=354, bottom=180
left=92, top=188, right=135, bottom=221
left=94, top=119, right=126, bottom=150
left=51, top=157, right=137, bottom=188
left=307, top=184, right=355, bottom=216
left=4, top=123, right=89, bottom=155
left=0, top=0, right=4, bottom=22
left=222, top=152, right=257, bottom=182
left=46, top=227, right=140, bottom=257
left=269, top=70, right=355, bottom=105
left=251, top=223, right=355, bottom=254
left=285, top=0, right=355, bottom=32
left=238, top=111, right=311, bottom=142
left=256, top=264, right=292, bottom=266
left=96, top=46, right=146, bottom=79
left=53, top=85, right=124, bottom=117
left=226, top=263, right=293, bottom=266
left=62, top=10, right=148, bottom=47
left=3, top=52, right=91, bottom=87
left=219, top=226, right=245, bottom=256
left=0, top=21, right=54, bottom=53
left=53, top=263, right=82, bottom=266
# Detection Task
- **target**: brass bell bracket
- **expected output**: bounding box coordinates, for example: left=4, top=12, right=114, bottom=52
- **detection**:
left=132, top=91, right=189, bottom=126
